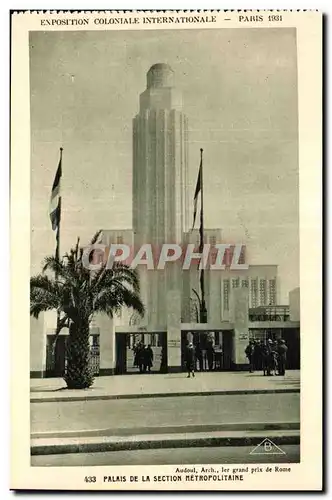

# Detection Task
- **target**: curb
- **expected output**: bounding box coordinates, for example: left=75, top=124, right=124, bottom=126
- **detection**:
left=30, top=387, right=300, bottom=404
left=31, top=431, right=300, bottom=456
left=31, top=421, right=300, bottom=440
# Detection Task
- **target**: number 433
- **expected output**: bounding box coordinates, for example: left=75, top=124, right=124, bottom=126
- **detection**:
left=84, top=476, right=96, bottom=483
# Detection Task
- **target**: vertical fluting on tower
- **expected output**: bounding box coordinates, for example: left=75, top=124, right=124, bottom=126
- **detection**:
left=132, top=64, right=189, bottom=326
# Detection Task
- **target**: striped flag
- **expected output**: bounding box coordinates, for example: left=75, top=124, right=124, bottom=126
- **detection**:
left=49, top=153, right=62, bottom=233
left=191, top=157, right=202, bottom=230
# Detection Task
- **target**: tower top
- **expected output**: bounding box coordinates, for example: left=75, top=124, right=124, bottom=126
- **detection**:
left=147, top=63, right=174, bottom=89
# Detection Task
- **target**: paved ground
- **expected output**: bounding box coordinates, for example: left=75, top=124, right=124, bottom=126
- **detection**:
left=31, top=429, right=299, bottom=456
left=31, top=444, right=300, bottom=466
left=126, top=347, right=162, bottom=373
left=30, top=370, right=300, bottom=402
left=31, top=393, right=300, bottom=434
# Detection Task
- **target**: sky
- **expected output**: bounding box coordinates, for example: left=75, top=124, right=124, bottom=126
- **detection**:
left=30, top=28, right=299, bottom=303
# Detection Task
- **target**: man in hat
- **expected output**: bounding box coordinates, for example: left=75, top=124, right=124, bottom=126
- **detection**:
left=252, top=340, right=262, bottom=371
left=263, top=339, right=277, bottom=376
left=185, top=342, right=196, bottom=378
left=245, top=340, right=255, bottom=373
left=261, top=341, right=270, bottom=376
left=277, top=339, right=288, bottom=376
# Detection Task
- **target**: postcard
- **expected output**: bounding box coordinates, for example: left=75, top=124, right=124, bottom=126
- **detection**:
left=11, top=10, right=322, bottom=491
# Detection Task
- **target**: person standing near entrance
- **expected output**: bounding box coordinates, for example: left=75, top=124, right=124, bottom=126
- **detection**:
left=195, top=343, right=203, bottom=371
left=137, top=344, right=146, bottom=373
left=133, top=341, right=144, bottom=369
left=245, top=340, right=254, bottom=373
left=253, top=340, right=262, bottom=371
left=277, top=339, right=288, bottom=376
left=160, top=345, right=167, bottom=373
left=206, top=342, right=215, bottom=371
left=146, top=344, right=154, bottom=372
left=185, top=342, right=195, bottom=378
left=133, top=342, right=140, bottom=368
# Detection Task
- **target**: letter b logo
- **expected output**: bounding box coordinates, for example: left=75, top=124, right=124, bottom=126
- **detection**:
left=264, top=441, right=272, bottom=452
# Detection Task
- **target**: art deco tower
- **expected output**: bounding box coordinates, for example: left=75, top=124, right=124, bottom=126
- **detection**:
left=133, top=64, right=189, bottom=326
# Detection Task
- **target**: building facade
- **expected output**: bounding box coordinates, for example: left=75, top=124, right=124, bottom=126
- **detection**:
left=30, top=64, right=300, bottom=377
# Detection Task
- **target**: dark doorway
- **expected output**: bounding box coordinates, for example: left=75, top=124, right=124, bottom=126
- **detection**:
left=181, top=330, right=234, bottom=372
left=115, top=333, right=127, bottom=374
left=249, top=328, right=300, bottom=370
left=221, top=331, right=234, bottom=370
left=282, top=328, right=300, bottom=369
left=46, top=335, right=66, bottom=377
left=115, top=333, right=167, bottom=374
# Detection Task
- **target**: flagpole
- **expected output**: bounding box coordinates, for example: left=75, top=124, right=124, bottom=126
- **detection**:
left=199, top=148, right=208, bottom=323
left=55, top=147, right=63, bottom=262
left=55, top=147, right=63, bottom=340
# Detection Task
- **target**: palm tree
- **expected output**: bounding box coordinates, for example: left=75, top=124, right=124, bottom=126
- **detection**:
left=30, top=231, right=145, bottom=389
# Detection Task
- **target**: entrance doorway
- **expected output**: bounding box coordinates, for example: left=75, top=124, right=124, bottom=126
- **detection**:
left=282, top=328, right=300, bottom=369
left=249, top=328, right=300, bottom=370
left=181, top=330, right=234, bottom=372
left=115, top=332, right=167, bottom=375
left=46, top=335, right=66, bottom=377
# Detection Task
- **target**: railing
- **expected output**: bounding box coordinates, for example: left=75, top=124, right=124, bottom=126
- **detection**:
left=249, top=314, right=290, bottom=322
left=89, top=345, right=100, bottom=375
left=45, top=339, right=100, bottom=377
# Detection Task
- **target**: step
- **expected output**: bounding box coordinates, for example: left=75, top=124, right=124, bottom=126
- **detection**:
left=31, top=421, right=300, bottom=440
left=31, top=429, right=300, bottom=456
left=30, top=387, right=299, bottom=403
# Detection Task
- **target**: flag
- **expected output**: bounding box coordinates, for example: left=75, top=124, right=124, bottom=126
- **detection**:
left=191, top=157, right=202, bottom=230
left=49, top=153, right=62, bottom=232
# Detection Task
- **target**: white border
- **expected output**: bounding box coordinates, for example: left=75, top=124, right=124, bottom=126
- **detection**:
left=6, top=3, right=327, bottom=497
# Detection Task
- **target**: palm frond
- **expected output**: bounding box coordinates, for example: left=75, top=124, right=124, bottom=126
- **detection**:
left=90, top=230, right=102, bottom=245
left=94, top=264, right=140, bottom=295
left=74, top=237, right=80, bottom=262
left=93, top=279, right=144, bottom=318
left=30, top=274, right=61, bottom=294
left=30, top=274, right=63, bottom=318
left=42, top=256, right=63, bottom=275
left=31, top=231, right=143, bottom=324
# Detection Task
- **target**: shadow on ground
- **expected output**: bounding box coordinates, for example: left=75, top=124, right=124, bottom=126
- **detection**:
left=31, top=387, right=67, bottom=393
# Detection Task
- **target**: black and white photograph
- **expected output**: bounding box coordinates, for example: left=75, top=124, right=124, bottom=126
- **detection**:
left=10, top=10, right=322, bottom=491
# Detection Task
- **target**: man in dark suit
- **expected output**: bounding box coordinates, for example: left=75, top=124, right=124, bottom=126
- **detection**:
left=185, top=342, right=196, bottom=378
left=277, top=339, right=288, bottom=376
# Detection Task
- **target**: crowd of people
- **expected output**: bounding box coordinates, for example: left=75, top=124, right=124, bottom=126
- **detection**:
left=184, top=342, right=216, bottom=377
left=245, top=338, right=288, bottom=376
left=184, top=337, right=288, bottom=378
left=132, top=337, right=288, bottom=377
left=132, top=342, right=154, bottom=373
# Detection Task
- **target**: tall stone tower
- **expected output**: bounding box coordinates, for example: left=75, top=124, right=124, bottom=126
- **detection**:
left=133, top=64, right=189, bottom=327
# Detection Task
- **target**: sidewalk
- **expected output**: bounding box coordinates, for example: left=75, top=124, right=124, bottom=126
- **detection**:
left=30, top=370, right=300, bottom=403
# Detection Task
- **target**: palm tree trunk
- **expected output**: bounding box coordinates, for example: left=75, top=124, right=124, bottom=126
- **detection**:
left=64, top=319, right=94, bottom=389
